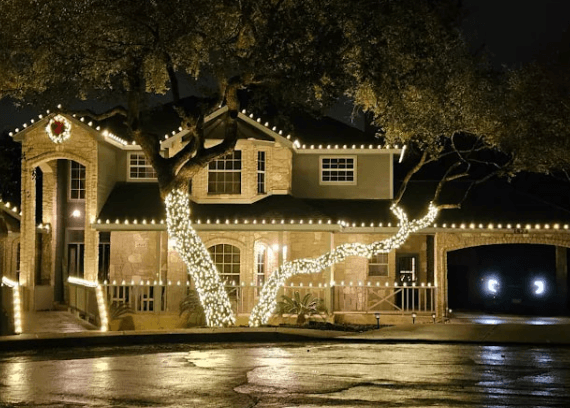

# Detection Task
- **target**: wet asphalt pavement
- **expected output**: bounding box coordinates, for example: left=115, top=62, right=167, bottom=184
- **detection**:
left=1, top=342, right=569, bottom=407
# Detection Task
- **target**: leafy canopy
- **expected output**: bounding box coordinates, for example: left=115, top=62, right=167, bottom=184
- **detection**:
left=1, top=0, right=568, bottom=203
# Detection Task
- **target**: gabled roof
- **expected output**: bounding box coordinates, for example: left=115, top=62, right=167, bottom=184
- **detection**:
left=8, top=102, right=399, bottom=154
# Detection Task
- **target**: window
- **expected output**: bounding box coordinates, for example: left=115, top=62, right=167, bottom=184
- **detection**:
left=67, top=229, right=84, bottom=277
left=208, top=244, right=240, bottom=285
left=256, top=246, right=266, bottom=286
left=129, top=153, right=157, bottom=180
left=208, top=151, right=241, bottom=194
left=98, top=232, right=111, bottom=282
left=69, top=162, right=86, bottom=199
left=368, top=253, right=389, bottom=277
left=397, top=254, right=418, bottom=283
left=257, top=151, right=266, bottom=194
left=320, top=156, right=356, bottom=184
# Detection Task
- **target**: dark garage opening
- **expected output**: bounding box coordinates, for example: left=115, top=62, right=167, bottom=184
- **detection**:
left=447, top=244, right=567, bottom=316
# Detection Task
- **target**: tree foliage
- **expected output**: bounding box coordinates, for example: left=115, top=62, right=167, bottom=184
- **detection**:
left=1, top=0, right=567, bottom=205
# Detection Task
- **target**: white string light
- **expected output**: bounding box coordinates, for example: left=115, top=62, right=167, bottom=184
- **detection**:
left=249, top=203, right=438, bottom=327
left=1, top=276, right=22, bottom=334
left=45, top=114, right=72, bottom=143
left=67, top=277, right=108, bottom=331
left=165, top=189, right=235, bottom=327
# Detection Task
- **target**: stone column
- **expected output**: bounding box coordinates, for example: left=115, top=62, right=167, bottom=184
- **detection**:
left=19, top=164, right=36, bottom=310
left=83, top=164, right=99, bottom=281
left=41, top=162, right=58, bottom=286
left=555, top=246, right=568, bottom=311
left=434, top=233, right=448, bottom=319
left=325, top=231, right=335, bottom=313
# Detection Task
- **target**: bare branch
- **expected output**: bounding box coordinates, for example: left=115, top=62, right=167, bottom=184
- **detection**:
left=393, top=149, right=429, bottom=205
left=70, top=106, right=128, bottom=121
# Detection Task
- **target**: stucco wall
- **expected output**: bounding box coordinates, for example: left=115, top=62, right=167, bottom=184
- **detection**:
left=97, top=142, right=120, bottom=212
left=292, top=153, right=392, bottom=199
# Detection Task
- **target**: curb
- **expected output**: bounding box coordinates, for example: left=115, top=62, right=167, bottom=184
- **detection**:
left=2, top=327, right=570, bottom=351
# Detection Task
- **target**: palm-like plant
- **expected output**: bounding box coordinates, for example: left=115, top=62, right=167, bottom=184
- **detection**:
left=276, top=291, right=327, bottom=325
left=179, top=290, right=206, bottom=327
left=108, top=301, right=134, bottom=322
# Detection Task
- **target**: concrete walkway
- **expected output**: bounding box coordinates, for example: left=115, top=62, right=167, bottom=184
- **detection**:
left=21, top=311, right=98, bottom=334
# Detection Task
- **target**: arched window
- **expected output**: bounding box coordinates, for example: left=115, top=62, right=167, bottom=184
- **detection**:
left=208, top=244, right=240, bottom=285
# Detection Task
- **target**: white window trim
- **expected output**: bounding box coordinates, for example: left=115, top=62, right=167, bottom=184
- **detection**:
left=319, top=155, right=357, bottom=185
left=127, top=152, right=157, bottom=181
left=207, top=151, right=242, bottom=195
left=208, top=244, right=241, bottom=285
left=257, top=150, right=267, bottom=194
left=68, top=161, right=86, bottom=201
left=368, top=253, right=389, bottom=277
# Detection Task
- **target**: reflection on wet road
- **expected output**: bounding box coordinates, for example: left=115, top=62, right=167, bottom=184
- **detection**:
left=1, top=343, right=569, bottom=407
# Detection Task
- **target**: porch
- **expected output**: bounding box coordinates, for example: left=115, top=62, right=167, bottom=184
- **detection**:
left=66, top=279, right=438, bottom=331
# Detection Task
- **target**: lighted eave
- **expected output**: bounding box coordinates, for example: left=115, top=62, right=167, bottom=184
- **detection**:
left=92, top=221, right=343, bottom=232
left=295, top=144, right=403, bottom=155
left=0, top=200, right=22, bottom=221
left=427, top=222, right=570, bottom=233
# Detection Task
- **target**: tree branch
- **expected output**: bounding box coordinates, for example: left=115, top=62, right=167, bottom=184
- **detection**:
left=393, top=149, right=429, bottom=205
left=69, top=106, right=128, bottom=122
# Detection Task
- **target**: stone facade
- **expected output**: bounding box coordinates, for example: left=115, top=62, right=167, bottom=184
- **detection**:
left=8, top=109, right=570, bottom=323
left=434, top=230, right=570, bottom=317
left=18, top=118, right=100, bottom=309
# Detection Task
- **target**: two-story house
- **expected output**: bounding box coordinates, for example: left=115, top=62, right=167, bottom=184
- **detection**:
left=2, top=105, right=569, bottom=331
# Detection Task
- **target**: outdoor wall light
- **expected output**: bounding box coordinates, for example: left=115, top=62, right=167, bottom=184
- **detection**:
left=412, top=312, right=417, bottom=324
left=71, top=209, right=81, bottom=218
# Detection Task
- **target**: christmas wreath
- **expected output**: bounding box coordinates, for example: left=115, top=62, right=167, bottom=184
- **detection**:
left=45, top=114, right=71, bottom=143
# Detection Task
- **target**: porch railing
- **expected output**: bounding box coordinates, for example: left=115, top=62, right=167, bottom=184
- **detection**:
left=67, top=281, right=99, bottom=324
left=333, top=283, right=436, bottom=314
left=100, top=281, right=436, bottom=316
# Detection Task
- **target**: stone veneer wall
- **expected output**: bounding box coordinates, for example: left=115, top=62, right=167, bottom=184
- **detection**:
left=434, top=230, right=570, bottom=318
left=168, top=139, right=292, bottom=200
left=106, top=229, right=431, bottom=289
left=0, top=234, right=19, bottom=281
left=19, top=118, right=100, bottom=309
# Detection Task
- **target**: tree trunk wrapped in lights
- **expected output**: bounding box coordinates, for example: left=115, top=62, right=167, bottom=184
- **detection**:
left=165, top=189, right=235, bottom=327
left=249, top=204, right=438, bottom=327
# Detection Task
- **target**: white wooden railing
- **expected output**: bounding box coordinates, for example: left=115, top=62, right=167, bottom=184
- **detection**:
left=99, top=281, right=436, bottom=316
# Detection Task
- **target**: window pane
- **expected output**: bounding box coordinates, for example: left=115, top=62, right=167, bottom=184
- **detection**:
left=208, top=152, right=242, bottom=194
left=321, top=157, right=355, bottom=184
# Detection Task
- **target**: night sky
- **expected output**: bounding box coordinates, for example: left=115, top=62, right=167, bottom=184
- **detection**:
left=1, top=0, right=570, bottom=132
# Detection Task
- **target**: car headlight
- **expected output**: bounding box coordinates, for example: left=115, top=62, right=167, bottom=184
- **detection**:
left=486, top=277, right=500, bottom=295
left=533, top=279, right=546, bottom=296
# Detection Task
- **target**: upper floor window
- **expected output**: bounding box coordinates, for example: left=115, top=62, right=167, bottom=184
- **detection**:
left=257, top=151, right=266, bottom=194
left=208, top=151, right=241, bottom=194
left=208, top=244, right=240, bottom=285
left=129, top=153, right=157, bottom=180
left=69, top=161, right=86, bottom=200
left=368, top=253, right=389, bottom=277
left=320, top=156, right=356, bottom=185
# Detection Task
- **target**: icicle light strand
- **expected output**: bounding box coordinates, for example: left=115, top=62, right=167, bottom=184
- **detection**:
left=165, top=189, right=235, bottom=327
left=249, top=203, right=439, bottom=326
